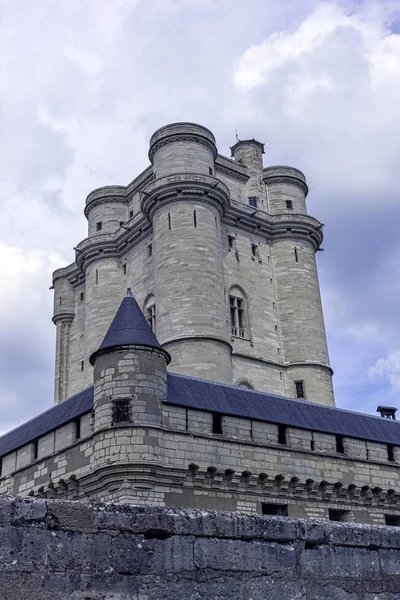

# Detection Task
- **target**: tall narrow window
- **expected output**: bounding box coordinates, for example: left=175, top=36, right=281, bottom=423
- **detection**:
left=336, top=435, right=344, bottom=454
left=96, top=221, right=102, bottom=231
left=229, top=287, right=247, bottom=338
left=251, top=243, right=259, bottom=257
left=212, top=413, right=223, bottom=434
left=193, top=210, right=197, bottom=228
left=209, top=166, right=213, bottom=175
left=129, top=209, right=134, bottom=219
left=295, top=380, right=305, bottom=399
left=228, top=234, right=236, bottom=249
left=294, top=247, right=298, bottom=263
left=122, top=263, right=127, bottom=275
left=32, top=440, right=38, bottom=461
left=168, top=213, right=171, bottom=230
left=74, top=419, right=81, bottom=440
left=95, top=269, right=99, bottom=284
left=79, top=292, right=84, bottom=301
left=147, top=244, right=152, bottom=257
left=286, top=200, right=293, bottom=209
left=59, top=296, right=62, bottom=306
left=144, top=295, right=156, bottom=333
left=80, top=360, right=84, bottom=372
left=278, top=424, right=287, bottom=445
left=388, top=444, right=395, bottom=462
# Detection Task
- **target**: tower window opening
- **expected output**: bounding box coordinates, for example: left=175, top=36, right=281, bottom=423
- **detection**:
left=59, top=296, right=62, bottom=306
left=229, top=290, right=246, bottom=338
left=168, top=212, right=171, bottom=230
left=95, top=269, right=99, bottom=284
left=74, top=419, right=81, bottom=440
left=32, top=440, right=38, bottom=461
left=277, top=347, right=280, bottom=355
left=251, top=243, right=259, bottom=257
left=336, top=435, right=344, bottom=454
left=262, top=503, right=288, bottom=516
left=80, top=360, right=84, bottom=372
left=147, top=244, right=153, bottom=257
left=145, top=296, right=156, bottom=333
left=248, top=196, right=257, bottom=208
left=129, top=210, right=134, bottom=219
left=193, top=210, right=197, bottom=228
left=278, top=424, right=287, bottom=445
left=286, top=200, right=293, bottom=209
left=119, top=221, right=124, bottom=227
left=388, top=444, right=395, bottom=462
left=310, top=439, right=315, bottom=451
left=274, top=325, right=278, bottom=332
left=209, top=166, right=213, bottom=175
left=112, top=399, right=132, bottom=424
left=122, top=263, right=127, bottom=275
left=295, top=380, right=305, bottom=399
left=212, top=413, right=223, bottom=434
left=96, top=221, right=102, bottom=231
left=294, top=247, right=298, bottom=263
left=228, top=234, right=235, bottom=249
left=79, top=292, right=84, bottom=301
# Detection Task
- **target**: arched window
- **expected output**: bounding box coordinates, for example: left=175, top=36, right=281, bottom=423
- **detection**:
left=237, top=380, right=254, bottom=389
left=144, top=295, right=156, bottom=333
left=229, top=286, right=248, bottom=338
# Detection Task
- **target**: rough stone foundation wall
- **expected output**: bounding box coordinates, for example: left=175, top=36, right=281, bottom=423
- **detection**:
left=0, top=495, right=399, bottom=599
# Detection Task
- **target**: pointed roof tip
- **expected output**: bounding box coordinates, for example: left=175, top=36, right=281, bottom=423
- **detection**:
left=89, top=290, right=170, bottom=366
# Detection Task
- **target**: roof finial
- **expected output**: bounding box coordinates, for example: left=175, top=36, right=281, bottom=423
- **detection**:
left=235, top=128, right=239, bottom=143
left=126, top=288, right=133, bottom=297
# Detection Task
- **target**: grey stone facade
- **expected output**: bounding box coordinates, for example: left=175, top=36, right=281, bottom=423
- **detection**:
left=52, top=122, right=333, bottom=406
left=0, top=495, right=399, bottom=599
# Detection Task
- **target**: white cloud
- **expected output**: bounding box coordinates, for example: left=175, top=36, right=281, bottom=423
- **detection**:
left=368, top=350, right=400, bottom=391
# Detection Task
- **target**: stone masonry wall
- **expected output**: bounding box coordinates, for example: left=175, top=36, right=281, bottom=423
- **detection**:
left=0, top=495, right=399, bottom=599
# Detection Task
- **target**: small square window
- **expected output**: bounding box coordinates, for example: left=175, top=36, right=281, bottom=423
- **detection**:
left=286, top=200, right=293, bottom=209
left=248, top=196, right=257, bottom=208
left=112, top=399, right=132, bottom=424
left=147, top=244, right=153, bottom=257
left=251, top=243, right=259, bottom=257
left=129, top=210, right=134, bottom=219
left=96, top=222, right=102, bottom=231
left=119, top=221, right=124, bottom=227
left=262, top=503, right=288, bottom=516
left=79, top=292, right=84, bottom=302
left=295, top=380, right=305, bottom=399
left=122, top=263, right=127, bottom=275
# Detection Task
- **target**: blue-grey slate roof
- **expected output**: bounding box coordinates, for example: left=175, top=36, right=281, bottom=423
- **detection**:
left=0, top=373, right=399, bottom=458
left=89, top=289, right=169, bottom=365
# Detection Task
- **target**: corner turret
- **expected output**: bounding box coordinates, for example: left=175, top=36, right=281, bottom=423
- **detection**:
left=90, top=289, right=170, bottom=431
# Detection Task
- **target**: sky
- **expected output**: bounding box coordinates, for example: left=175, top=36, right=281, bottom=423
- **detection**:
left=1, top=0, right=400, bottom=436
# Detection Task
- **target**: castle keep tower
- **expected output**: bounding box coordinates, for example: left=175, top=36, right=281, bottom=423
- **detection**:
left=143, top=124, right=233, bottom=382
left=51, top=122, right=334, bottom=406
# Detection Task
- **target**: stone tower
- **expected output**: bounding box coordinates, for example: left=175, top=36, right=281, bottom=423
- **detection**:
left=52, top=122, right=334, bottom=406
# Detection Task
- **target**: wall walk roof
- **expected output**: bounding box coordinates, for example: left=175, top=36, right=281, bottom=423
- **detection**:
left=1, top=373, right=400, bottom=459
left=89, top=288, right=170, bottom=365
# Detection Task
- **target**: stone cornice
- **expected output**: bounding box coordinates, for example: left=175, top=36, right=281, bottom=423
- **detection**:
left=148, top=123, right=217, bottom=163
left=141, top=172, right=230, bottom=221
left=264, top=175, right=309, bottom=196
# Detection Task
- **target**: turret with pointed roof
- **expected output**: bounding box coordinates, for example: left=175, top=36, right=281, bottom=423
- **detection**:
left=91, top=289, right=170, bottom=433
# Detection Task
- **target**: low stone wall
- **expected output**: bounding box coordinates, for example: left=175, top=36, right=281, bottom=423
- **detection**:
left=0, top=495, right=399, bottom=599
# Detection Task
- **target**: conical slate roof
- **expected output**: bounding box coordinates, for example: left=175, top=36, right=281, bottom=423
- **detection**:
left=89, top=289, right=170, bottom=365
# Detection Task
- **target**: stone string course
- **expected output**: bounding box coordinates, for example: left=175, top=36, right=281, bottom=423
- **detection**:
left=0, top=495, right=399, bottom=599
